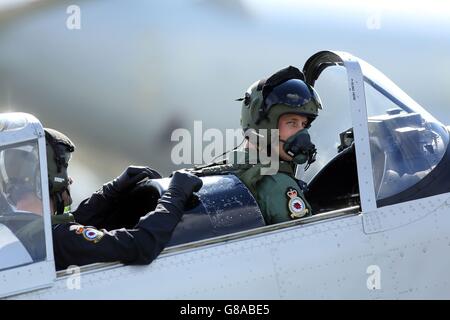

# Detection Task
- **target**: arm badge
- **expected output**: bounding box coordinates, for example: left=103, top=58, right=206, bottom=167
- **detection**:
left=69, top=225, right=104, bottom=243
left=286, top=187, right=308, bottom=219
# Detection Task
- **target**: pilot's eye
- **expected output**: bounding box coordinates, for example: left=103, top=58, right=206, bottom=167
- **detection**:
left=287, top=121, right=297, bottom=127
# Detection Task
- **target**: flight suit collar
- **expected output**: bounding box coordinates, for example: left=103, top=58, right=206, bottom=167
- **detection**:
left=228, top=149, right=296, bottom=176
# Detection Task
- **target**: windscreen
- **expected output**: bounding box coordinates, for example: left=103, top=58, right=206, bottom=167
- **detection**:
left=361, top=60, right=449, bottom=201
left=0, top=140, right=46, bottom=271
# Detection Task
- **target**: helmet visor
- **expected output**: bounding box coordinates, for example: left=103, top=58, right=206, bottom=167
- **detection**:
left=54, top=144, right=72, bottom=166
left=264, top=79, right=322, bottom=113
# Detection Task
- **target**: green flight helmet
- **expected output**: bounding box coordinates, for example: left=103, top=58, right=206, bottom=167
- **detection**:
left=45, top=128, right=75, bottom=214
left=240, top=66, right=322, bottom=139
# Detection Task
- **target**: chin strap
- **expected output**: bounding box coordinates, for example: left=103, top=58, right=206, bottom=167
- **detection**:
left=54, top=193, right=65, bottom=215
left=54, top=187, right=72, bottom=215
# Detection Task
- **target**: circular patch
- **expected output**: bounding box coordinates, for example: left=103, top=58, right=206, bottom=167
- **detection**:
left=82, top=228, right=104, bottom=243
left=288, top=197, right=307, bottom=218
left=289, top=197, right=304, bottom=212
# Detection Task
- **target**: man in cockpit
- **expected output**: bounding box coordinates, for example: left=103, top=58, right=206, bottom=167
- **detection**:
left=189, top=66, right=322, bottom=224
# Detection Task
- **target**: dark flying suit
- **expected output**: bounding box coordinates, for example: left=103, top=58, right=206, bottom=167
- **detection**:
left=51, top=171, right=202, bottom=271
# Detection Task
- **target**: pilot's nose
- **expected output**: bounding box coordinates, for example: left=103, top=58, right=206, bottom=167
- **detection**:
left=68, top=177, right=73, bottom=185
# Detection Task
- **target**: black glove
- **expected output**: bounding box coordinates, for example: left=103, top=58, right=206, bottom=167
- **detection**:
left=157, top=171, right=203, bottom=212
left=168, top=171, right=203, bottom=201
left=110, top=166, right=162, bottom=194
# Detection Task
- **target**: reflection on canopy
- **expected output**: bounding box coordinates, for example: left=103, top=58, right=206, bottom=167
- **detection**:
left=360, top=58, right=449, bottom=201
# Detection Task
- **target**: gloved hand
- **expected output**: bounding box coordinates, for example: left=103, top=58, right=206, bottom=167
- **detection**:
left=111, top=166, right=162, bottom=194
left=157, top=171, right=203, bottom=212
left=168, top=171, right=203, bottom=202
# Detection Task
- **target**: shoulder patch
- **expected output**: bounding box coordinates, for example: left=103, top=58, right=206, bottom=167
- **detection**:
left=69, top=225, right=104, bottom=243
left=82, top=228, right=104, bottom=243
left=286, top=187, right=308, bottom=219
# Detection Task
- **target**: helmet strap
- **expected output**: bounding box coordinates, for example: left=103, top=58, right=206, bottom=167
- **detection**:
left=248, top=141, right=272, bottom=160
left=54, top=192, right=65, bottom=215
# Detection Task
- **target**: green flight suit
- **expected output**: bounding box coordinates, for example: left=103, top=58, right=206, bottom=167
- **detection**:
left=229, top=149, right=312, bottom=225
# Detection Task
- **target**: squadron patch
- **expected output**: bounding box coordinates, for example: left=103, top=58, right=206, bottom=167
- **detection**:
left=82, top=228, right=104, bottom=243
left=69, top=225, right=104, bottom=243
left=286, top=187, right=308, bottom=219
